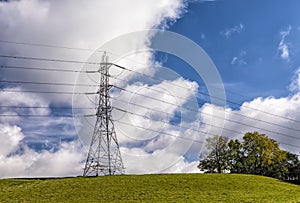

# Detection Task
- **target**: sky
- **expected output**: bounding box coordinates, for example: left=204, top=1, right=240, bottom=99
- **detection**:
left=0, top=0, right=300, bottom=178
left=163, top=0, right=300, bottom=101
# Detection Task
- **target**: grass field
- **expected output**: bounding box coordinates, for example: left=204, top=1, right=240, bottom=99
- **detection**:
left=0, top=174, right=300, bottom=202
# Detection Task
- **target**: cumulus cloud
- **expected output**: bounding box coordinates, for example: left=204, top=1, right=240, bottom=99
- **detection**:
left=221, top=23, right=244, bottom=39
left=0, top=0, right=186, bottom=104
left=0, top=0, right=206, bottom=178
left=0, top=89, right=83, bottom=178
left=121, top=145, right=200, bottom=174
left=0, top=138, right=85, bottom=178
left=115, top=78, right=199, bottom=141
left=0, top=87, right=75, bottom=139
left=278, top=25, right=292, bottom=61
left=74, top=74, right=204, bottom=174
left=198, top=92, right=300, bottom=156
left=0, top=123, right=24, bottom=157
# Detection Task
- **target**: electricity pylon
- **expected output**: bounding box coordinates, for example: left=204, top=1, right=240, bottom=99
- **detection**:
left=83, top=52, right=125, bottom=176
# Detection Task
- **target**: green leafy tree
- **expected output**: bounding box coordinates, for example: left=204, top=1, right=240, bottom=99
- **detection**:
left=198, top=136, right=229, bottom=173
left=241, top=132, right=287, bottom=178
left=226, top=132, right=290, bottom=179
left=198, top=131, right=299, bottom=180
left=227, top=139, right=244, bottom=173
left=282, top=152, right=300, bottom=181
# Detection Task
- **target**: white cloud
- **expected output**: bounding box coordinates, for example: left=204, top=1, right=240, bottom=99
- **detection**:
left=0, top=88, right=85, bottom=178
left=231, top=57, right=238, bottom=64
left=75, top=75, right=204, bottom=175
left=0, top=0, right=186, bottom=104
left=289, top=68, right=300, bottom=92
left=0, top=123, right=24, bottom=157
left=163, top=160, right=200, bottom=173
left=121, top=146, right=200, bottom=174
left=0, top=87, right=50, bottom=115
left=231, top=50, right=247, bottom=66
left=278, top=25, right=292, bottom=61
left=0, top=87, right=76, bottom=139
left=221, top=23, right=244, bottom=39
left=115, top=77, right=199, bottom=142
left=0, top=139, right=85, bottom=178
left=199, top=91, right=300, bottom=156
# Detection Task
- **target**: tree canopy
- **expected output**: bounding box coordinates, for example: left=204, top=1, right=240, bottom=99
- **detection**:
left=198, top=136, right=229, bottom=173
left=198, top=132, right=300, bottom=180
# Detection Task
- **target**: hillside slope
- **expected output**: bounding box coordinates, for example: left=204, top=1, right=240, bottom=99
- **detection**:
left=0, top=174, right=300, bottom=202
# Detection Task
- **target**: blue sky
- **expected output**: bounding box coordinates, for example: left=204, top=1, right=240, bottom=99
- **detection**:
left=160, top=0, right=300, bottom=104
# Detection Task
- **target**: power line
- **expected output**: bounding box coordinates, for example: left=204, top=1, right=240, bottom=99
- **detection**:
left=113, top=106, right=241, bottom=137
left=2, top=53, right=299, bottom=125
left=0, top=96, right=298, bottom=149
left=0, top=65, right=98, bottom=73
left=0, top=105, right=96, bottom=110
left=2, top=96, right=299, bottom=144
left=2, top=75, right=299, bottom=136
left=4, top=69, right=296, bottom=133
left=109, top=90, right=300, bottom=141
left=2, top=94, right=299, bottom=146
left=0, top=42, right=299, bottom=154
left=0, top=39, right=152, bottom=67
left=1, top=54, right=300, bottom=142
left=111, top=58, right=285, bottom=108
left=0, top=80, right=99, bottom=87
left=0, top=114, right=95, bottom=117
left=111, top=97, right=249, bottom=136
left=111, top=97, right=300, bottom=139
left=109, top=74, right=300, bottom=133
left=24, top=131, right=77, bottom=136
left=0, top=39, right=270, bottom=103
left=114, top=119, right=204, bottom=144
left=1, top=104, right=298, bottom=149
left=0, top=54, right=100, bottom=65
left=0, top=89, right=97, bottom=95
left=1, top=71, right=299, bottom=137
left=0, top=40, right=104, bottom=53
left=112, top=106, right=300, bottom=149
left=2, top=96, right=299, bottom=143
left=111, top=63, right=300, bottom=124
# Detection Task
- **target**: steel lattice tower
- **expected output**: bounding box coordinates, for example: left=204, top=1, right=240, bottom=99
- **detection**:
left=83, top=53, right=125, bottom=176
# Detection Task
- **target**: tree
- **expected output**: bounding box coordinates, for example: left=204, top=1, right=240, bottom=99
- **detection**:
left=227, top=139, right=244, bottom=173
left=241, top=132, right=287, bottom=179
left=198, top=136, right=229, bottom=173
left=198, top=131, right=299, bottom=180
left=282, top=152, right=300, bottom=181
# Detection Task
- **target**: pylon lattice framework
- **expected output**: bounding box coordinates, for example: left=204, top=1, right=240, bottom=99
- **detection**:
left=83, top=53, right=125, bottom=176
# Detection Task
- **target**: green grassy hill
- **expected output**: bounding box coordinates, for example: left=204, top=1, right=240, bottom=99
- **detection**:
left=0, top=174, right=300, bottom=202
